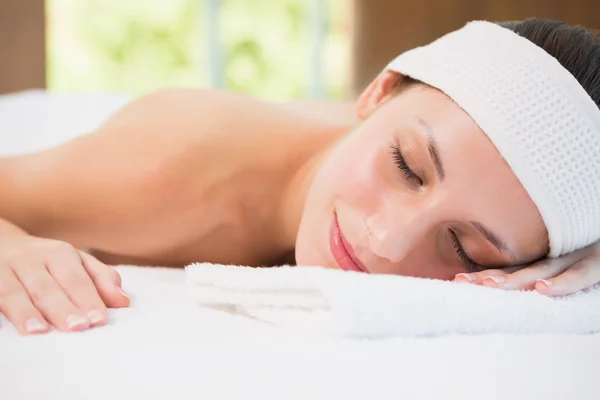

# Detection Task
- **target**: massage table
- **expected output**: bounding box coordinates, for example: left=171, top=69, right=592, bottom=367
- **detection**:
left=0, top=91, right=598, bottom=400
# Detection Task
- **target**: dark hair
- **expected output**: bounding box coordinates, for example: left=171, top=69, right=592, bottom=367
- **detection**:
left=396, top=18, right=600, bottom=109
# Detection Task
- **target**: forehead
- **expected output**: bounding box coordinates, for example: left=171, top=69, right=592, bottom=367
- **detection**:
left=383, top=88, right=549, bottom=260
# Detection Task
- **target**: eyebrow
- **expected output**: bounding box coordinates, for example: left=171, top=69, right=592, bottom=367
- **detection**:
left=415, top=117, right=445, bottom=181
left=470, top=221, right=517, bottom=262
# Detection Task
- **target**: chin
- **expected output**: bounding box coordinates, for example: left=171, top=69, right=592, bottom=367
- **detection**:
left=294, top=233, right=334, bottom=269
left=294, top=245, right=328, bottom=268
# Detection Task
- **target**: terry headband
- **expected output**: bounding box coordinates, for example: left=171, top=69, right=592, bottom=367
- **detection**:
left=385, top=21, right=600, bottom=257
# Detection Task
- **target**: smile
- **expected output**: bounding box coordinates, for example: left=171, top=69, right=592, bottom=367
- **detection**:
left=329, top=213, right=369, bottom=273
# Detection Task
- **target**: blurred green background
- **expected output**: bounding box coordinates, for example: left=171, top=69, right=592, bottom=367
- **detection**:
left=45, top=0, right=351, bottom=101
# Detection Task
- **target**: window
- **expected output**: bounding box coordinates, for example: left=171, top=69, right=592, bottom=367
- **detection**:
left=45, top=0, right=351, bottom=100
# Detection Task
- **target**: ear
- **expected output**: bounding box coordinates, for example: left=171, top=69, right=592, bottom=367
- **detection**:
left=355, top=70, right=403, bottom=120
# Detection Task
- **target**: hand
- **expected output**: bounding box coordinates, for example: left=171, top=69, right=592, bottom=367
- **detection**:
left=0, top=236, right=129, bottom=335
left=453, top=242, right=600, bottom=296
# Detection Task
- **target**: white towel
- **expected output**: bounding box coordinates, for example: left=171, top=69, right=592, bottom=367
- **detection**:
left=185, top=263, right=600, bottom=338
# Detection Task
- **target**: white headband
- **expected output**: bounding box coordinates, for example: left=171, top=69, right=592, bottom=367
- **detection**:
left=385, top=21, right=600, bottom=257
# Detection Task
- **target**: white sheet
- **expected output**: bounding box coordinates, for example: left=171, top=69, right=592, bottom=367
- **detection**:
left=0, top=89, right=130, bottom=156
left=0, top=91, right=599, bottom=400
left=2, top=266, right=600, bottom=400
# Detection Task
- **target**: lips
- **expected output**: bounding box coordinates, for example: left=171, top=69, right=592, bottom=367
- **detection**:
left=329, top=213, right=369, bottom=273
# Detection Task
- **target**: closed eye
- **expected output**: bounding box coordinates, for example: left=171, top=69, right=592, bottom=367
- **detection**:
left=449, top=229, right=484, bottom=272
left=390, top=144, right=423, bottom=186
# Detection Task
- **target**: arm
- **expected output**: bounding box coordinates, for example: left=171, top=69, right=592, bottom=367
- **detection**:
left=0, top=89, right=212, bottom=248
left=0, top=161, right=128, bottom=335
left=2, top=87, right=334, bottom=334
left=0, top=89, right=239, bottom=334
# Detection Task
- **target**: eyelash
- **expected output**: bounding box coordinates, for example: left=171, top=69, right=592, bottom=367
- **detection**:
left=449, top=230, right=482, bottom=272
left=390, top=144, right=424, bottom=186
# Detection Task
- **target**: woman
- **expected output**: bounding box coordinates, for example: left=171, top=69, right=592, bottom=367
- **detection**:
left=1, top=18, right=599, bottom=335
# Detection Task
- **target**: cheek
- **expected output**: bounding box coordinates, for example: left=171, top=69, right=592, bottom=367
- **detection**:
left=296, top=134, right=388, bottom=264
left=321, top=136, right=394, bottom=213
left=443, top=153, right=547, bottom=261
left=371, top=227, right=466, bottom=279
left=375, top=253, right=462, bottom=279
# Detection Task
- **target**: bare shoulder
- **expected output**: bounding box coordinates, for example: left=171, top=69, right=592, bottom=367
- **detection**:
left=0, top=89, right=270, bottom=241
left=0, top=88, right=342, bottom=253
left=100, top=88, right=334, bottom=140
left=92, top=88, right=343, bottom=179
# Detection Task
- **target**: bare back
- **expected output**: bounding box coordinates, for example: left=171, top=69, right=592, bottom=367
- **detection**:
left=0, top=89, right=349, bottom=267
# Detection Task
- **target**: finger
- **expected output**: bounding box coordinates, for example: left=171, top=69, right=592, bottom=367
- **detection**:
left=46, top=250, right=108, bottom=327
left=12, top=261, right=90, bottom=332
left=0, top=266, right=49, bottom=335
left=454, top=266, right=521, bottom=285
left=80, top=252, right=129, bottom=308
left=488, top=257, right=576, bottom=291
left=535, top=260, right=600, bottom=296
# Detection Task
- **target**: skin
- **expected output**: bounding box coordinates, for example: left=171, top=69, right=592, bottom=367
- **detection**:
left=0, top=76, right=599, bottom=335
left=296, top=76, right=548, bottom=279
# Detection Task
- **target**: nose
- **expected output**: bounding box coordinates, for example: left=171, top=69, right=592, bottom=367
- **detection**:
left=366, top=206, right=432, bottom=264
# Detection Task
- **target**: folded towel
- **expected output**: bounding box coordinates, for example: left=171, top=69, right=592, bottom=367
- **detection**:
left=185, top=263, right=600, bottom=338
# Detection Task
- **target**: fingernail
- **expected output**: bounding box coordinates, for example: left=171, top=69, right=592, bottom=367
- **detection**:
left=87, top=309, right=105, bottom=325
left=455, top=273, right=477, bottom=282
left=66, top=314, right=89, bottom=331
left=538, top=279, right=553, bottom=287
left=25, top=318, right=47, bottom=334
left=119, top=287, right=129, bottom=299
left=485, top=276, right=505, bottom=284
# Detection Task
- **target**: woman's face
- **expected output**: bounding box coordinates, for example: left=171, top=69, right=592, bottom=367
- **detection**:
left=295, top=79, right=548, bottom=279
